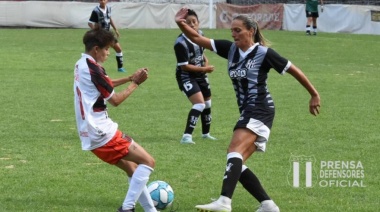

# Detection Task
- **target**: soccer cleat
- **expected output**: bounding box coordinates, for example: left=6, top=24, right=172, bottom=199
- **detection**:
left=195, top=199, right=231, bottom=212
left=313, top=32, right=317, bottom=36
left=180, top=136, right=195, bottom=144
left=256, top=200, right=280, bottom=212
left=202, top=133, right=217, bottom=140
left=118, top=67, right=126, bottom=73
left=306, top=31, right=311, bottom=36
left=117, top=206, right=135, bottom=212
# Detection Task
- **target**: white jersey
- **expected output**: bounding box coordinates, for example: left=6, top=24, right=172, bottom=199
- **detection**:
left=73, top=53, right=118, bottom=150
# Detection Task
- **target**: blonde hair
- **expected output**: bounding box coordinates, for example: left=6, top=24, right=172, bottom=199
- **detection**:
left=233, top=15, right=271, bottom=47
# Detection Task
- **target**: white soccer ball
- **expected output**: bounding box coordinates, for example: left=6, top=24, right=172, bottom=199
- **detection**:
left=147, top=180, right=174, bottom=210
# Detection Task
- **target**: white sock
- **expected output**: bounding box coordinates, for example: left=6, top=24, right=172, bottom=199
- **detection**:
left=122, top=164, right=153, bottom=210
left=128, top=178, right=157, bottom=212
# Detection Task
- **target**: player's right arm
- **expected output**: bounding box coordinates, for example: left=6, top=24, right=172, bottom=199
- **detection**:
left=88, top=10, right=99, bottom=29
left=175, top=8, right=213, bottom=51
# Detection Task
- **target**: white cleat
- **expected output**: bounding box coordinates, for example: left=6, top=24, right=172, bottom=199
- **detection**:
left=180, top=136, right=195, bottom=144
left=202, top=133, right=217, bottom=140
left=256, top=200, right=280, bottom=212
left=195, top=200, right=231, bottom=212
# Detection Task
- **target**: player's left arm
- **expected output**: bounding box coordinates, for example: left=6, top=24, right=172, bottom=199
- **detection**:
left=320, top=0, right=324, bottom=12
left=286, top=65, right=321, bottom=116
left=203, top=53, right=209, bottom=67
left=111, top=75, right=133, bottom=87
left=110, top=18, right=120, bottom=38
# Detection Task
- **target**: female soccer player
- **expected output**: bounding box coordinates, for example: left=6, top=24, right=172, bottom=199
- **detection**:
left=175, top=7, right=321, bottom=212
left=74, top=28, right=157, bottom=212
left=174, top=9, right=217, bottom=144
left=88, top=0, right=126, bottom=72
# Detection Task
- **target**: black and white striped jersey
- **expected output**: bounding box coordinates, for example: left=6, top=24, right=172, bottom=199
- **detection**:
left=174, top=31, right=206, bottom=79
left=89, top=5, right=112, bottom=31
left=211, top=40, right=291, bottom=113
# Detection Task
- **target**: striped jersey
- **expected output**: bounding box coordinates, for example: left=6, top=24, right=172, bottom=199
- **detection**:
left=73, top=53, right=117, bottom=150
left=89, top=5, right=112, bottom=31
left=174, top=32, right=206, bottom=79
left=211, top=40, right=291, bottom=113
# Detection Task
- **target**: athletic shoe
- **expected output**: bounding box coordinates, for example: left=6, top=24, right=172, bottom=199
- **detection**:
left=180, top=136, right=195, bottom=144
left=118, top=68, right=126, bottom=73
left=117, top=206, right=135, bottom=212
left=306, top=31, right=311, bottom=36
left=256, top=200, right=280, bottom=212
left=195, top=199, right=231, bottom=212
left=202, top=133, right=217, bottom=140
left=313, top=32, right=317, bottom=36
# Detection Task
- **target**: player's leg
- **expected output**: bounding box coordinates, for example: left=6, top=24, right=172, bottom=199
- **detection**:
left=195, top=129, right=255, bottom=211
left=198, top=77, right=217, bottom=140
left=116, top=161, right=157, bottom=212
left=117, top=138, right=155, bottom=211
left=312, top=16, right=318, bottom=35
left=180, top=79, right=205, bottom=144
left=113, top=42, right=126, bottom=72
left=306, top=10, right=312, bottom=35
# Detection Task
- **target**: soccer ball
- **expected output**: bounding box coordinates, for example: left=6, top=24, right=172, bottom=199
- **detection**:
left=147, top=180, right=174, bottom=210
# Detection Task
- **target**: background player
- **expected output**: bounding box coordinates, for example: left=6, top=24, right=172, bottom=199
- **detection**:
left=174, top=9, right=217, bottom=144
left=88, top=0, right=126, bottom=72
left=305, top=0, right=324, bottom=35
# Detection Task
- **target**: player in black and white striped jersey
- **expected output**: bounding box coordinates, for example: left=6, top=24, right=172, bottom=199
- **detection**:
left=88, top=0, right=126, bottom=73
left=176, top=7, right=321, bottom=212
left=174, top=9, right=217, bottom=144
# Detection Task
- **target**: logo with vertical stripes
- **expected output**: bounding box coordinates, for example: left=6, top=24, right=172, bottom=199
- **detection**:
left=287, top=155, right=318, bottom=188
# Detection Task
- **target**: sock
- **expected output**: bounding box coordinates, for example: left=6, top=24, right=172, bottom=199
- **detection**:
left=128, top=178, right=157, bottom=212
left=116, top=52, right=124, bottom=69
left=306, top=25, right=311, bottom=33
left=220, top=152, right=243, bottom=198
left=122, top=164, right=153, bottom=210
left=313, top=26, right=317, bottom=33
left=184, top=103, right=204, bottom=135
left=239, top=165, right=270, bottom=203
left=201, top=100, right=212, bottom=134
left=201, top=108, right=211, bottom=134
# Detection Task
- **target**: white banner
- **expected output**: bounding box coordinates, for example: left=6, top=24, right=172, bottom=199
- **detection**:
left=1, top=1, right=380, bottom=35
left=283, top=4, right=380, bottom=34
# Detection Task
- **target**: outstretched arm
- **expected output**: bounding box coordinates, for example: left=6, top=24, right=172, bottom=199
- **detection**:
left=108, top=68, right=148, bottom=107
left=287, top=64, right=321, bottom=116
left=175, top=7, right=213, bottom=51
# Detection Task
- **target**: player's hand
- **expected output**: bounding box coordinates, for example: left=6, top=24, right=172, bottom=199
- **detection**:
left=132, top=68, right=148, bottom=85
left=175, top=7, right=188, bottom=23
left=204, top=65, right=215, bottom=73
left=115, top=30, right=120, bottom=38
left=309, top=95, right=321, bottom=116
left=321, top=5, right=324, bottom=13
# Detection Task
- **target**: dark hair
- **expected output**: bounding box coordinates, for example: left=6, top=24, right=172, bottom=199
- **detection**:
left=82, top=28, right=115, bottom=52
left=233, top=15, right=270, bottom=47
left=187, top=9, right=199, bottom=21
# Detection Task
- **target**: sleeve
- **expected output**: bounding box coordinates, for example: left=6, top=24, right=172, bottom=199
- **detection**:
left=89, top=10, right=98, bottom=23
left=87, top=60, right=114, bottom=99
left=265, top=48, right=292, bottom=75
left=174, top=42, right=189, bottom=66
left=212, top=39, right=233, bottom=59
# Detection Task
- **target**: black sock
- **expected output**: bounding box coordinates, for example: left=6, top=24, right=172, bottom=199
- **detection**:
left=116, top=55, right=123, bottom=69
left=184, top=109, right=202, bottom=135
left=201, top=108, right=211, bottom=134
left=239, top=167, right=270, bottom=203
left=220, top=155, right=242, bottom=198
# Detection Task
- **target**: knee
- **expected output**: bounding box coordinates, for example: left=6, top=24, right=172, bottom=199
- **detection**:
left=192, top=103, right=205, bottom=112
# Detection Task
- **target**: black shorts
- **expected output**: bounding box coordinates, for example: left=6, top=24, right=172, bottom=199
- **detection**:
left=177, top=76, right=211, bottom=98
left=306, top=10, right=319, bottom=18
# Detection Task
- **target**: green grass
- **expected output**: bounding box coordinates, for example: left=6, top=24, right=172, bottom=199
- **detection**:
left=0, top=28, right=379, bottom=211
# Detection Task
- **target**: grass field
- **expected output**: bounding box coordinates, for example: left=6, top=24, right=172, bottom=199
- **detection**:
left=0, top=28, right=379, bottom=212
